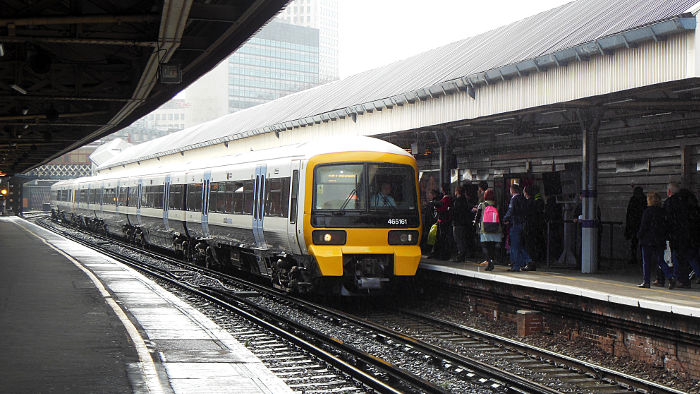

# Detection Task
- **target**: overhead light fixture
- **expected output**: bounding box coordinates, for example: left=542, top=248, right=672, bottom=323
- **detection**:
left=10, top=84, right=27, bottom=95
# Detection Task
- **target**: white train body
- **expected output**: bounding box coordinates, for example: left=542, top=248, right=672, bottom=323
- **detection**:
left=51, top=137, right=422, bottom=294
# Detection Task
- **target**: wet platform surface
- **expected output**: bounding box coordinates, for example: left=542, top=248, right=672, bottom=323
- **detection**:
left=0, top=217, right=291, bottom=393
left=420, top=255, right=700, bottom=317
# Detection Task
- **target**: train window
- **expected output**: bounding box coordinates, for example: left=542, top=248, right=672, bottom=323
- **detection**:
left=79, top=189, right=88, bottom=204
left=220, top=182, right=233, bottom=213
left=229, top=182, right=245, bottom=214
left=127, top=187, right=139, bottom=207
left=209, top=182, right=220, bottom=213
left=314, top=164, right=365, bottom=210
left=290, top=170, right=299, bottom=224
left=154, top=186, right=163, bottom=209
left=103, top=188, right=116, bottom=205
left=168, top=184, right=185, bottom=210
left=265, top=177, right=291, bottom=217
left=89, top=189, right=98, bottom=204
left=242, top=180, right=254, bottom=215
left=138, top=185, right=162, bottom=209
left=141, top=186, right=149, bottom=208
left=367, top=163, right=417, bottom=210
left=117, top=187, right=128, bottom=206
left=187, top=183, right=202, bottom=212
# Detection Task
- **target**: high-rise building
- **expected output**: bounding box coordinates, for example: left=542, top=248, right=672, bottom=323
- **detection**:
left=277, top=0, right=339, bottom=84
left=227, top=20, right=320, bottom=113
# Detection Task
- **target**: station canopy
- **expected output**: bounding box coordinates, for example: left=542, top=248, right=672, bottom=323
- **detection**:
left=0, top=0, right=289, bottom=176
left=101, top=0, right=700, bottom=170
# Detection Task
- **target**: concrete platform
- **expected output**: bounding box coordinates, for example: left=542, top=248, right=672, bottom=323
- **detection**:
left=420, top=256, right=700, bottom=317
left=0, top=217, right=292, bottom=394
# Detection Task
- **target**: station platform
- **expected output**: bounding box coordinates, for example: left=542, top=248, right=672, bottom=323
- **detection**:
left=0, top=216, right=291, bottom=394
left=419, top=256, right=700, bottom=316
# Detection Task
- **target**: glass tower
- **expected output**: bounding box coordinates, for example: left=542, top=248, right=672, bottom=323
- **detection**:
left=228, top=20, right=320, bottom=113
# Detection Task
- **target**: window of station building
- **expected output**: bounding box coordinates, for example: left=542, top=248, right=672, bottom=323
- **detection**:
left=186, top=183, right=202, bottom=212
left=264, top=177, right=290, bottom=217
left=168, top=184, right=185, bottom=210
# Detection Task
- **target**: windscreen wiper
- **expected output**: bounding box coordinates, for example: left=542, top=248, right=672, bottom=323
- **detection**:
left=336, top=189, right=357, bottom=214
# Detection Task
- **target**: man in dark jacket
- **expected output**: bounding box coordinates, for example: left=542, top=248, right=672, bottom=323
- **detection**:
left=637, top=192, right=671, bottom=288
left=451, top=186, right=471, bottom=262
left=503, top=183, right=530, bottom=271
left=523, top=184, right=545, bottom=271
left=625, top=186, right=646, bottom=265
left=664, top=183, right=694, bottom=288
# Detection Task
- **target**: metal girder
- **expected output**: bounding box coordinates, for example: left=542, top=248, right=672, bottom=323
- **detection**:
left=0, top=0, right=290, bottom=175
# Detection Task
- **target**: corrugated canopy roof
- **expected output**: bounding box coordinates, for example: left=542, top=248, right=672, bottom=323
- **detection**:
left=101, top=0, right=700, bottom=169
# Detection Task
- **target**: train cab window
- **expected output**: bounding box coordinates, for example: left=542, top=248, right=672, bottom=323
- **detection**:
left=367, top=164, right=417, bottom=210
left=314, top=164, right=365, bottom=210
left=187, top=183, right=202, bottom=212
left=265, top=177, right=291, bottom=217
left=168, top=184, right=185, bottom=210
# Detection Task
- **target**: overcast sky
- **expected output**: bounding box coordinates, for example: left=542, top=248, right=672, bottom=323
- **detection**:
left=338, top=0, right=572, bottom=78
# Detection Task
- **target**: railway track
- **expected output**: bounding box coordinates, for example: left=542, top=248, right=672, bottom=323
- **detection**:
left=37, top=216, right=686, bottom=393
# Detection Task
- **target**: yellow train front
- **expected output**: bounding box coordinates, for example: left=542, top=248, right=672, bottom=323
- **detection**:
left=301, top=150, right=422, bottom=295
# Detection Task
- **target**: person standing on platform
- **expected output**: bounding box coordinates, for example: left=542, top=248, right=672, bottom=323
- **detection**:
left=503, top=183, right=529, bottom=272
left=478, top=189, right=501, bottom=271
left=523, top=184, right=545, bottom=271
left=637, top=192, right=671, bottom=288
left=437, top=184, right=453, bottom=259
left=664, top=183, right=693, bottom=289
left=625, top=186, right=646, bottom=265
left=451, top=186, right=470, bottom=262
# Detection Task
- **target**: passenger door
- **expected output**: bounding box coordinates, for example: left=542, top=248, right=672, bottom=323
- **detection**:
left=163, top=176, right=170, bottom=230
left=287, top=161, right=304, bottom=254
left=201, top=171, right=211, bottom=237
left=252, top=165, right=267, bottom=248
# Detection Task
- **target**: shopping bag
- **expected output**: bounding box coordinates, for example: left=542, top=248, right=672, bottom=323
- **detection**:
left=663, top=241, right=673, bottom=267
left=427, top=223, right=438, bottom=246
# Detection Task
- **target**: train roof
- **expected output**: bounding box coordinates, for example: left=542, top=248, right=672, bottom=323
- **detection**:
left=56, top=136, right=413, bottom=188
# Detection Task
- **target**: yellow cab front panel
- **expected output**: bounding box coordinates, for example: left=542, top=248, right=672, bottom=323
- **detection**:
left=303, top=151, right=422, bottom=278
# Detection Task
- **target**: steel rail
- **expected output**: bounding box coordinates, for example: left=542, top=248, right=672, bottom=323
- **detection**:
left=35, top=219, right=412, bottom=394
left=399, top=309, right=687, bottom=394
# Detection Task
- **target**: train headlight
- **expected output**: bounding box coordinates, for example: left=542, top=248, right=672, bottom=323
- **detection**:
left=388, top=230, right=419, bottom=245
left=312, top=230, right=346, bottom=245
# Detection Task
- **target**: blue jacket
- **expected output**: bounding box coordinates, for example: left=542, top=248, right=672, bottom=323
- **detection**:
left=504, top=193, right=527, bottom=225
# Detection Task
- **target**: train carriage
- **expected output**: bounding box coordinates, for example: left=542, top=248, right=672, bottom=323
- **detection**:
left=51, top=136, right=422, bottom=295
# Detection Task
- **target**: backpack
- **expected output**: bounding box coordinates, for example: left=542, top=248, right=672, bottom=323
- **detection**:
left=482, top=205, right=500, bottom=233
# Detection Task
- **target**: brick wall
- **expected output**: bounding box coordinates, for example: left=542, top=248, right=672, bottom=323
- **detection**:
left=420, top=269, right=700, bottom=379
